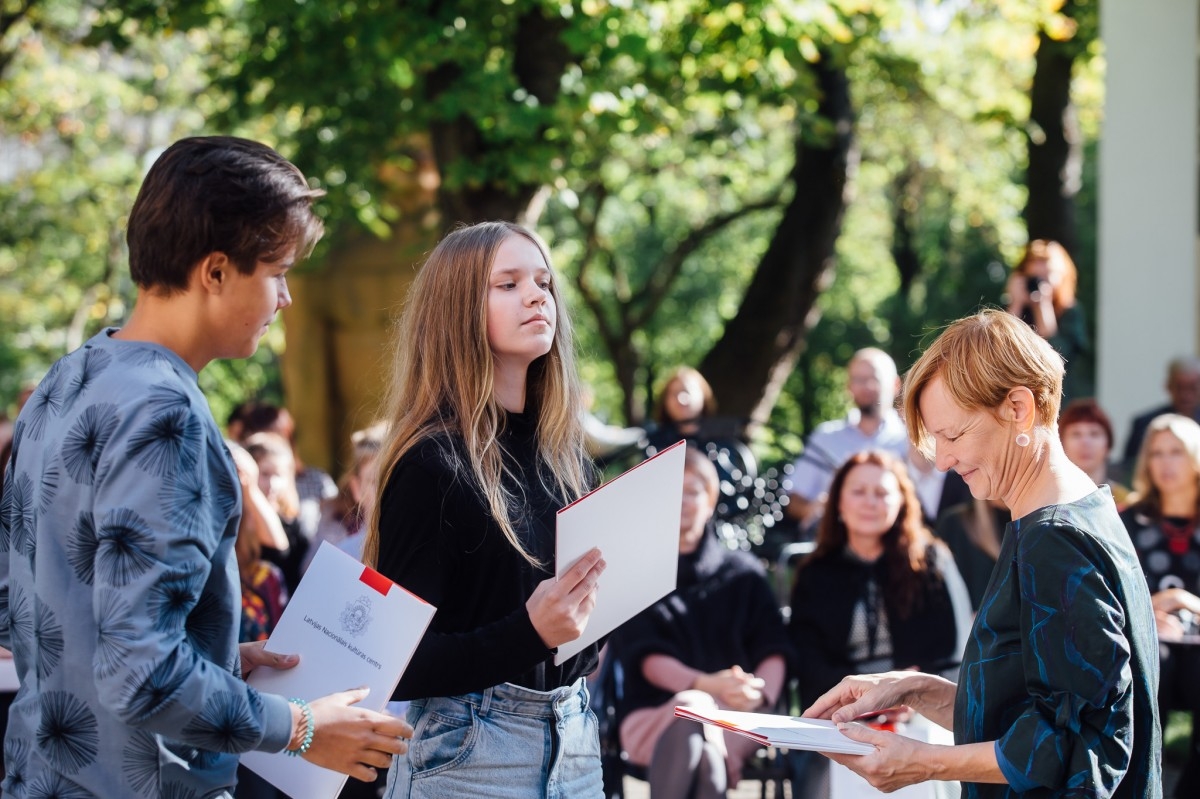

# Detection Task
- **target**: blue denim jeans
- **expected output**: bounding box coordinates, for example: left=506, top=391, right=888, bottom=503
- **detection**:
left=383, top=679, right=602, bottom=798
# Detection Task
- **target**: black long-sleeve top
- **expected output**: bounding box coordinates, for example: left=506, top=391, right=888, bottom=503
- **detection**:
left=377, top=411, right=599, bottom=699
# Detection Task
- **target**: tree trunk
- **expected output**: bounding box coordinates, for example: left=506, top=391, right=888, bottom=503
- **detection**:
left=890, top=168, right=921, bottom=297
left=699, top=56, right=856, bottom=426
left=1024, top=24, right=1083, bottom=253
left=427, top=8, right=570, bottom=227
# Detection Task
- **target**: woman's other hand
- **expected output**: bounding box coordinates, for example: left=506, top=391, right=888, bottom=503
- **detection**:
left=239, top=641, right=299, bottom=678
left=823, top=723, right=935, bottom=791
left=1152, top=587, right=1200, bottom=616
left=802, top=671, right=956, bottom=729
left=527, top=547, right=606, bottom=649
left=301, top=687, right=414, bottom=782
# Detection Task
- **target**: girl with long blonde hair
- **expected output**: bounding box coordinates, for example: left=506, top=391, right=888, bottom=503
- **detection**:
left=365, top=221, right=607, bottom=798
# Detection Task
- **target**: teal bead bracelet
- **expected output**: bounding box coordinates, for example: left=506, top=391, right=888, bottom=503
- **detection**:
left=286, top=697, right=314, bottom=757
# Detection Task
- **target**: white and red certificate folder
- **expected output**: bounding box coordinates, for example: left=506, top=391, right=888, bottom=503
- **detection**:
left=242, top=541, right=436, bottom=799
left=674, top=706, right=875, bottom=755
left=553, top=439, right=687, bottom=665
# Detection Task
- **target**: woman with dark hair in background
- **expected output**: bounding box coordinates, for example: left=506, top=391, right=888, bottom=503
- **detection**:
left=642, top=366, right=757, bottom=544
left=790, top=449, right=971, bottom=698
left=789, top=449, right=970, bottom=798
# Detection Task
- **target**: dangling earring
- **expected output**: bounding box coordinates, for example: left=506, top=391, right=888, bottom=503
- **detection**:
left=1015, top=432, right=1031, bottom=447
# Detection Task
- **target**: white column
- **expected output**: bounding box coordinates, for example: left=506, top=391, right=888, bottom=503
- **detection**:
left=1098, top=0, right=1199, bottom=455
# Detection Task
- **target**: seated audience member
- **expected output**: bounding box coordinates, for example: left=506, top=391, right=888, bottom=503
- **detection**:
left=933, top=497, right=1008, bottom=612
left=1005, top=239, right=1091, bottom=402
left=244, top=431, right=307, bottom=593
left=229, top=440, right=291, bottom=554
left=1121, top=413, right=1200, bottom=797
left=615, top=447, right=790, bottom=798
left=1059, top=398, right=1130, bottom=506
left=645, top=366, right=717, bottom=446
left=233, top=400, right=338, bottom=556
left=789, top=450, right=971, bottom=698
left=227, top=441, right=289, bottom=799
left=788, top=450, right=972, bottom=798
left=228, top=442, right=290, bottom=643
left=309, top=422, right=387, bottom=567
left=1123, top=356, right=1200, bottom=472
left=785, top=349, right=910, bottom=530
left=642, top=366, right=754, bottom=481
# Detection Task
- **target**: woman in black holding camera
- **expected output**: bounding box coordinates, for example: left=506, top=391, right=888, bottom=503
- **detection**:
left=1005, top=239, right=1090, bottom=403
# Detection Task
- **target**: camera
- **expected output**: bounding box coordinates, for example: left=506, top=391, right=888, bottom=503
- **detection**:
left=1025, top=275, right=1042, bottom=295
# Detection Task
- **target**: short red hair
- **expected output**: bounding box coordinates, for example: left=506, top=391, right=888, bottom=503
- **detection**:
left=1058, top=398, right=1114, bottom=451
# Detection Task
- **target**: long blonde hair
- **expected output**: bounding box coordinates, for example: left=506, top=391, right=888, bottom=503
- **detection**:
left=363, top=222, right=590, bottom=568
left=1128, top=413, right=1200, bottom=519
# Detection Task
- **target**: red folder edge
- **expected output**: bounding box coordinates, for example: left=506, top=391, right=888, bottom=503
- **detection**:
left=674, top=707, right=768, bottom=745
left=359, top=566, right=393, bottom=596
left=557, top=439, right=687, bottom=514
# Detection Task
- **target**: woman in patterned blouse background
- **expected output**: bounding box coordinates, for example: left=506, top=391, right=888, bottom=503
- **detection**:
left=802, top=310, right=1161, bottom=798
left=1122, top=412, right=1200, bottom=797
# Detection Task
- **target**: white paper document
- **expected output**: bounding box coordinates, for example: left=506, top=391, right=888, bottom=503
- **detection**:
left=242, top=542, right=436, bottom=799
left=674, top=706, right=875, bottom=755
left=553, top=440, right=686, bottom=665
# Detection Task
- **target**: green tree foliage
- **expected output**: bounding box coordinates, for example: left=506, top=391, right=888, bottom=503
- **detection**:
left=1, top=0, right=1105, bottom=468
left=760, top=0, right=1101, bottom=464
left=85, top=0, right=628, bottom=232
left=0, top=0, right=284, bottom=416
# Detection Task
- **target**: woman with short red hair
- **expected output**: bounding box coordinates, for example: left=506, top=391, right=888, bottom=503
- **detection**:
left=1058, top=398, right=1130, bottom=506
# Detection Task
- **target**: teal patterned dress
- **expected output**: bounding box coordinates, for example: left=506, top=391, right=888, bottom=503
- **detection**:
left=953, top=487, right=1161, bottom=798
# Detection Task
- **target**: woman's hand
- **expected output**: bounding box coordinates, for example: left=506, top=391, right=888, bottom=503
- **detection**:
left=1152, top=587, right=1200, bottom=617
left=302, top=687, right=414, bottom=783
left=823, top=723, right=937, bottom=791
left=1152, top=588, right=1200, bottom=641
left=802, top=671, right=956, bottom=730
left=695, top=665, right=766, bottom=711
left=240, top=641, right=299, bottom=678
left=1156, top=610, right=1187, bottom=642
left=526, top=548, right=606, bottom=650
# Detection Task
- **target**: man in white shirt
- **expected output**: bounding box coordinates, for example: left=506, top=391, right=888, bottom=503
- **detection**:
left=785, top=348, right=911, bottom=528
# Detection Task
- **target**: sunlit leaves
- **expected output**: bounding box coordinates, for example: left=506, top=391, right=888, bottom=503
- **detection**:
left=0, top=1, right=283, bottom=411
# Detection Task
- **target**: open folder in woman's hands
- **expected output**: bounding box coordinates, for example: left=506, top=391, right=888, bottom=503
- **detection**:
left=674, top=706, right=875, bottom=755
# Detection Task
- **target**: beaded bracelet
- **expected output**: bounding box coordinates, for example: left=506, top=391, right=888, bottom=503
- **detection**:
left=286, top=697, right=314, bottom=757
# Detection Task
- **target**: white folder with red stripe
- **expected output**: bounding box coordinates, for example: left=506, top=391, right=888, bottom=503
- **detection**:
left=243, top=541, right=436, bottom=798
left=554, top=440, right=687, bottom=665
